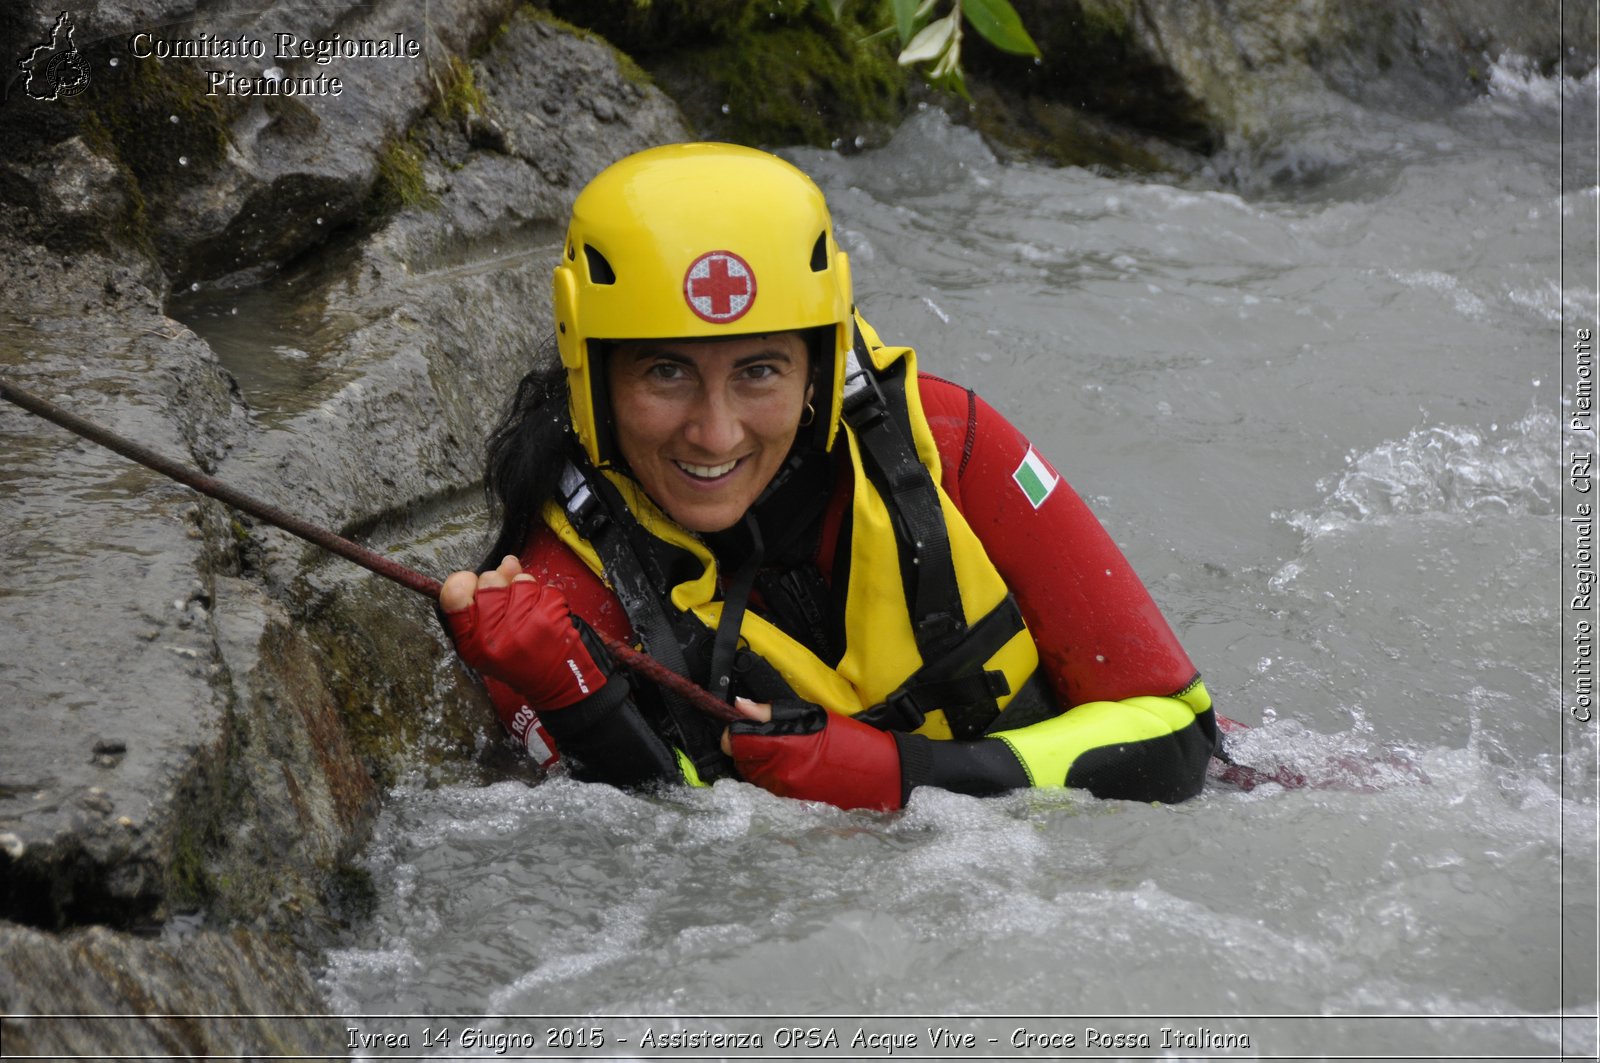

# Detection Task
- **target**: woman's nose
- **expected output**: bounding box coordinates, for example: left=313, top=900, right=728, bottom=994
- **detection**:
left=683, top=388, right=743, bottom=453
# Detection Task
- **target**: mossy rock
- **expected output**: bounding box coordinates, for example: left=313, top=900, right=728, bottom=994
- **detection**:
left=302, top=577, right=505, bottom=793
left=546, top=0, right=909, bottom=149
left=366, top=135, right=435, bottom=220
left=525, top=8, right=658, bottom=91
left=73, top=55, right=233, bottom=202
left=544, top=0, right=796, bottom=57
left=164, top=767, right=227, bottom=914
left=431, top=53, right=489, bottom=126
left=650, top=23, right=906, bottom=148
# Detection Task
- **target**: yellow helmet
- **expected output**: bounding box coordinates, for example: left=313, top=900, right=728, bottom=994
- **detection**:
left=554, top=143, right=854, bottom=466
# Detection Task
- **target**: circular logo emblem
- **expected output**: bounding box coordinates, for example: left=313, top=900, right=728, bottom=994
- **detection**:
left=46, top=50, right=90, bottom=99
left=684, top=250, right=756, bottom=324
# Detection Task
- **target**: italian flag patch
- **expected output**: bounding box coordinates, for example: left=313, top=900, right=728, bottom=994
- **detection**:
left=1012, top=446, right=1059, bottom=509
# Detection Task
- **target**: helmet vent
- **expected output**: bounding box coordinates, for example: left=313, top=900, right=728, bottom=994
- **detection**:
left=810, top=231, right=828, bottom=272
left=584, top=245, right=617, bottom=285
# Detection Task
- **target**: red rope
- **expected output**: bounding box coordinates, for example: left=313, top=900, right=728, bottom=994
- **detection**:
left=0, top=376, right=741, bottom=722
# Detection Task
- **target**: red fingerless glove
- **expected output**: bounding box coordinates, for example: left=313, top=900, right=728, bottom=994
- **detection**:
left=443, top=580, right=609, bottom=711
left=727, top=700, right=904, bottom=811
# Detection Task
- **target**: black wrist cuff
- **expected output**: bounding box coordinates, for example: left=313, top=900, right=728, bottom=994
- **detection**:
left=893, top=731, right=933, bottom=807
left=541, top=674, right=631, bottom=738
left=893, top=733, right=1030, bottom=801
left=538, top=675, right=687, bottom=788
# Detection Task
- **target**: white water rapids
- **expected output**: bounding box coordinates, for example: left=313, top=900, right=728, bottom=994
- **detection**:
left=318, top=59, right=1598, bottom=1061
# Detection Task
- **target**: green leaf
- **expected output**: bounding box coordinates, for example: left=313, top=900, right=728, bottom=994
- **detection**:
left=898, top=8, right=959, bottom=65
left=822, top=0, right=848, bottom=21
left=960, top=0, right=1040, bottom=57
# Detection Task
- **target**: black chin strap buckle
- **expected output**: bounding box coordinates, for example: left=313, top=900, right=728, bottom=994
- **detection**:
left=559, top=461, right=605, bottom=532
left=840, top=356, right=889, bottom=431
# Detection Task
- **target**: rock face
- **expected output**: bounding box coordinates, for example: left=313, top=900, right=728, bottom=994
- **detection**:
left=0, top=921, right=341, bottom=1055
left=960, top=0, right=1594, bottom=175
left=0, top=0, right=1588, bottom=1048
left=1, top=2, right=688, bottom=1049
left=1, top=242, right=243, bottom=933
left=4, top=0, right=520, bottom=287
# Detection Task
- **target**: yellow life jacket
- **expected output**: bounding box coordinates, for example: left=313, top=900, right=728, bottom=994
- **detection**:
left=543, top=319, right=1048, bottom=751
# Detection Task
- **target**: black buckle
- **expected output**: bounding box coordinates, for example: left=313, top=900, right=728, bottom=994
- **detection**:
left=840, top=365, right=888, bottom=429
left=559, top=462, right=607, bottom=533
left=915, top=611, right=965, bottom=655
left=941, top=670, right=1013, bottom=740
left=856, top=687, right=927, bottom=733
left=983, top=669, right=1013, bottom=700
left=882, top=687, right=927, bottom=731
left=857, top=668, right=1012, bottom=737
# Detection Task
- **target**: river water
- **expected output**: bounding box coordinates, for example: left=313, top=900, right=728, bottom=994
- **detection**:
left=317, top=60, right=1598, bottom=1061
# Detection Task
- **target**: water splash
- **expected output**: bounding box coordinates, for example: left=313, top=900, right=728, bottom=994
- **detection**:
left=1281, top=406, right=1558, bottom=543
left=1482, top=53, right=1600, bottom=110
left=1212, top=716, right=1429, bottom=793
left=1385, top=268, right=1489, bottom=319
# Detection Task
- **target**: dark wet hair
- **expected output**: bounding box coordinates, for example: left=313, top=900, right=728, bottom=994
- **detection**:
left=479, top=335, right=571, bottom=569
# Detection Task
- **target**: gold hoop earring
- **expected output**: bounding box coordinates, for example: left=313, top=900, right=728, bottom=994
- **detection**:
left=798, top=401, right=816, bottom=427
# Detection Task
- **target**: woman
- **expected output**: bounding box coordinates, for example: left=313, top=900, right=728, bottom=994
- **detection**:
left=441, top=143, right=1217, bottom=811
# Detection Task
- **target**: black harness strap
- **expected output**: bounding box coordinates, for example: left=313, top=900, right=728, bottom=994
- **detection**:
left=707, top=514, right=764, bottom=703
left=839, top=334, right=967, bottom=657
left=837, top=333, right=1065, bottom=739
left=980, top=672, right=1059, bottom=735
left=558, top=461, right=730, bottom=779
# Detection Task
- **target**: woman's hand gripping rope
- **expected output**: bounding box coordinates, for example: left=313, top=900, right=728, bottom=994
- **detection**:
left=442, top=556, right=904, bottom=808
left=440, top=555, right=612, bottom=711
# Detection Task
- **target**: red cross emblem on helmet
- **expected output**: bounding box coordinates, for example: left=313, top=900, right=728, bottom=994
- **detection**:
left=684, top=250, right=757, bottom=324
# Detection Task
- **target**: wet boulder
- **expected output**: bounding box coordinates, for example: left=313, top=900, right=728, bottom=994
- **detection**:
left=0, top=242, right=243, bottom=933
left=0, top=921, right=341, bottom=1056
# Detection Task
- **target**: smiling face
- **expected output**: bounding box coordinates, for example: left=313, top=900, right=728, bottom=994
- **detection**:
left=606, top=332, right=812, bottom=533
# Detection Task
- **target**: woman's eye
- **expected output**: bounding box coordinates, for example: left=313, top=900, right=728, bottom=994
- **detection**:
left=646, top=362, right=686, bottom=382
